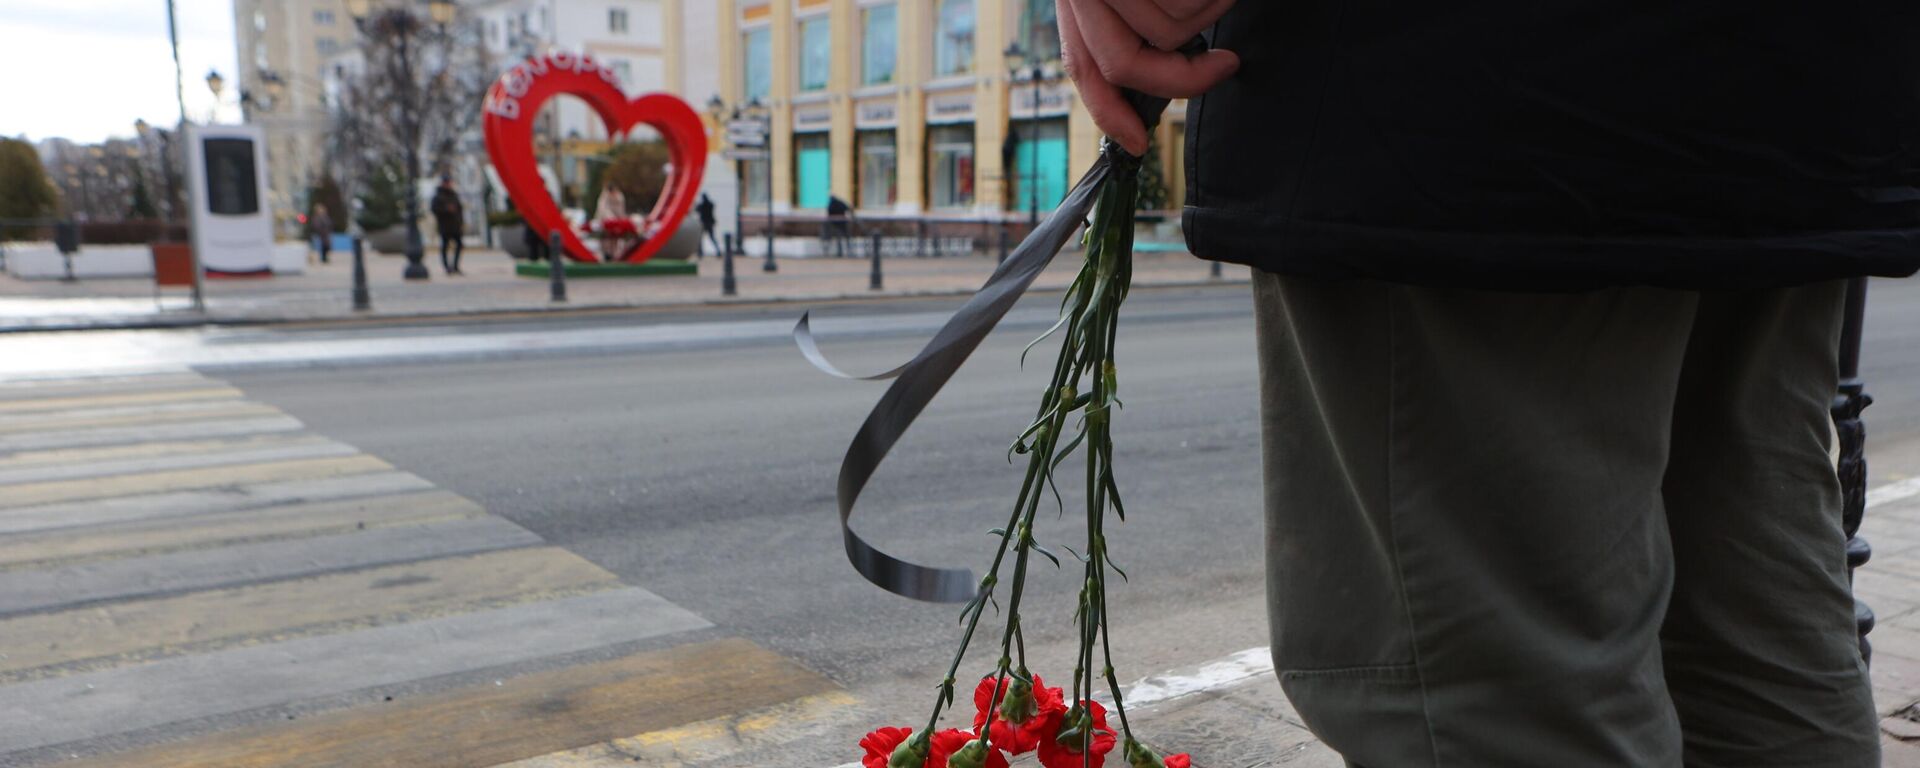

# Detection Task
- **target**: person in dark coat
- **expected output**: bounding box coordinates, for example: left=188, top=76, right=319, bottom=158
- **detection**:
left=429, top=176, right=465, bottom=275
left=825, top=194, right=853, bottom=259
left=1061, top=1, right=1916, bottom=765
left=695, top=193, right=720, bottom=259
left=309, top=203, right=333, bottom=265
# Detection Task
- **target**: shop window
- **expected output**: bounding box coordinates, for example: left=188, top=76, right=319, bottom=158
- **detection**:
left=928, top=124, right=975, bottom=209
left=857, top=130, right=897, bottom=209
left=794, top=133, right=831, bottom=209
left=743, top=158, right=770, bottom=206
left=1010, top=119, right=1069, bottom=213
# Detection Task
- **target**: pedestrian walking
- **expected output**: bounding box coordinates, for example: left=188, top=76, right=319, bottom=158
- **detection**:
left=695, top=193, right=720, bottom=259
left=310, top=203, right=333, bottom=265
left=1059, top=1, right=1918, bottom=765
left=430, top=176, right=465, bottom=276
left=825, top=194, right=853, bottom=259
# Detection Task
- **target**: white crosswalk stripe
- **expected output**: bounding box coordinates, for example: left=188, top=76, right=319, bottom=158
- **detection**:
left=0, top=371, right=840, bottom=767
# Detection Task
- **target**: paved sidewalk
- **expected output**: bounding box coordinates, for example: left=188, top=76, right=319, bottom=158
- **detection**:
left=0, top=248, right=1245, bottom=332
left=1121, top=477, right=1920, bottom=767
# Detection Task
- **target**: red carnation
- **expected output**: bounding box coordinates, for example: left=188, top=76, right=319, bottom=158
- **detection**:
left=930, top=728, right=1010, bottom=768
left=1164, top=754, right=1190, bottom=768
left=1038, top=700, right=1118, bottom=768
left=972, top=673, right=1067, bottom=754
left=861, top=726, right=917, bottom=768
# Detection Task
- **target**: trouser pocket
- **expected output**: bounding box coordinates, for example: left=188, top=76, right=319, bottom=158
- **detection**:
left=1279, top=663, right=1431, bottom=768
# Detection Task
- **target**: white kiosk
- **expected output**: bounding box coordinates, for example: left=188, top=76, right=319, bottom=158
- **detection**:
left=186, top=124, right=275, bottom=277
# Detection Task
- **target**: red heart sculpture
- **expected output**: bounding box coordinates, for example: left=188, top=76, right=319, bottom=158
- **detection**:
left=483, top=52, right=707, bottom=264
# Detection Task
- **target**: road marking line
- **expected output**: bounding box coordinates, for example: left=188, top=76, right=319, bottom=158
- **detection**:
left=0, top=516, right=543, bottom=617
left=0, top=386, right=243, bottom=414
left=1870, top=477, right=1920, bottom=509
left=0, top=414, right=305, bottom=453
left=0, top=438, right=360, bottom=485
left=0, top=454, right=391, bottom=508
left=0, top=470, right=435, bottom=535
left=0, top=489, right=482, bottom=570
left=0, top=546, right=620, bottom=679
left=0, top=432, right=331, bottom=471
left=0, top=372, right=214, bottom=400
left=494, top=691, right=861, bottom=767
left=0, top=399, right=273, bottom=434
left=1, top=588, right=715, bottom=756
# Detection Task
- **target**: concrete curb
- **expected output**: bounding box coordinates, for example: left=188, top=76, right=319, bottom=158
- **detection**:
left=0, top=278, right=1251, bottom=334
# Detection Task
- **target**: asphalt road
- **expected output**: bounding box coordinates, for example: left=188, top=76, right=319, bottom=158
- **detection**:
left=227, top=277, right=1920, bottom=761
left=220, top=284, right=1278, bottom=763
left=5, top=277, right=1917, bottom=765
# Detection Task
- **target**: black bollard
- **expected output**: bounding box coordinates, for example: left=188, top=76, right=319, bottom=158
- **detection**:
left=722, top=233, right=738, bottom=297
left=998, top=224, right=1009, bottom=264
left=548, top=231, right=567, bottom=303
left=1210, top=259, right=1223, bottom=279
left=763, top=223, right=777, bottom=273
left=1833, top=275, right=1874, bottom=663
left=351, top=235, right=371, bottom=311
left=869, top=231, right=883, bottom=291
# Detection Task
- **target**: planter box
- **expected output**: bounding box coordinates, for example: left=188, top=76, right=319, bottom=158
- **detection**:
left=364, top=226, right=408, bottom=255
left=1, top=241, right=307, bottom=280
left=3, top=243, right=154, bottom=280
left=497, top=224, right=529, bottom=259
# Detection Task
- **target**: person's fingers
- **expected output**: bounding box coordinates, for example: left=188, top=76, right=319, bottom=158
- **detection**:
left=1101, top=0, right=1237, bottom=51
left=1068, top=0, right=1239, bottom=99
left=1058, top=0, right=1148, bottom=155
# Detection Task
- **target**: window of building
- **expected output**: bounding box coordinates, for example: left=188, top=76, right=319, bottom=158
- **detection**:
left=1019, top=0, right=1060, bottom=62
left=609, top=7, right=628, bottom=33
left=314, top=9, right=335, bottom=25
left=611, top=60, right=632, bottom=86
left=927, top=124, right=974, bottom=209
left=934, top=0, right=974, bottom=77
left=794, top=132, right=831, bottom=209
left=316, top=37, right=340, bottom=56
left=857, top=130, right=897, bottom=209
left=1010, top=118, right=1069, bottom=213
left=861, top=3, right=896, bottom=86
left=798, top=15, right=830, bottom=92
left=743, top=158, right=770, bottom=206
left=742, top=26, right=772, bottom=101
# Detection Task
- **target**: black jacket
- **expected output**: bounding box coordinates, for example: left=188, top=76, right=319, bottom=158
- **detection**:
left=1183, top=1, right=1920, bottom=290
left=431, top=188, right=464, bottom=237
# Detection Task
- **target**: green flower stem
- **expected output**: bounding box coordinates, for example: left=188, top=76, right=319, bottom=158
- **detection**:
left=914, top=146, right=1145, bottom=764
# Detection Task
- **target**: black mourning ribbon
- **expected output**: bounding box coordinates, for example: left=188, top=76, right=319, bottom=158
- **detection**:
left=794, top=60, right=1192, bottom=603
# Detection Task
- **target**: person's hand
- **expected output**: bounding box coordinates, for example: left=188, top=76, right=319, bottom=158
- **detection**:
left=1057, top=0, right=1239, bottom=156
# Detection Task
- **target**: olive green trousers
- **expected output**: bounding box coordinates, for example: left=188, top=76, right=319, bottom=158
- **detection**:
left=1252, top=272, right=1876, bottom=767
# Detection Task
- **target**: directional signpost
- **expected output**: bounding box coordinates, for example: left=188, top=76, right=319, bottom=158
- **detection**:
left=723, top=115, right=776, bottom=272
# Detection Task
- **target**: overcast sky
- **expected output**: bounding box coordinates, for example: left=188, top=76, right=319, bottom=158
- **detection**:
left=1, top=0, right=240, bottom=144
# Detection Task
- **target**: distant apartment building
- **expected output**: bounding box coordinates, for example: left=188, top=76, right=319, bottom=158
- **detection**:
left=703, top=0, right=1185, bottom=222
left=231, top=0, right=351, bottom=233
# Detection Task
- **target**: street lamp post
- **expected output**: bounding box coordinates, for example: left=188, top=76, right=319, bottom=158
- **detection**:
left=1003, top=44, right=1045, bottom=231
left=344, top=0, right=455, bottom=282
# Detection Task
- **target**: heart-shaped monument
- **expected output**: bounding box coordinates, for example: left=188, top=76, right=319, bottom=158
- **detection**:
left=483, top=52, right=707, bottom=264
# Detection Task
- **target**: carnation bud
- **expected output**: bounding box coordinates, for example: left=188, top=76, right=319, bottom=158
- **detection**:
left=887, top=732, right=929, bottom=768
left=996, top=675, right=1037, bottom=724
left=1055, top=705, right=1091, bottom=747
left=946, top=737, right=993, bottom=768
left=1125, top=738, right=1166, bottom=768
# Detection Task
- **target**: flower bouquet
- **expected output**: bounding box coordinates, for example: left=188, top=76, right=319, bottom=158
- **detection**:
left=800, top=80, right=1197, bottom=767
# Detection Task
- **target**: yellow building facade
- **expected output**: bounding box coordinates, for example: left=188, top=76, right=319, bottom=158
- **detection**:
left=708, top=0, right=1182, bottom=220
